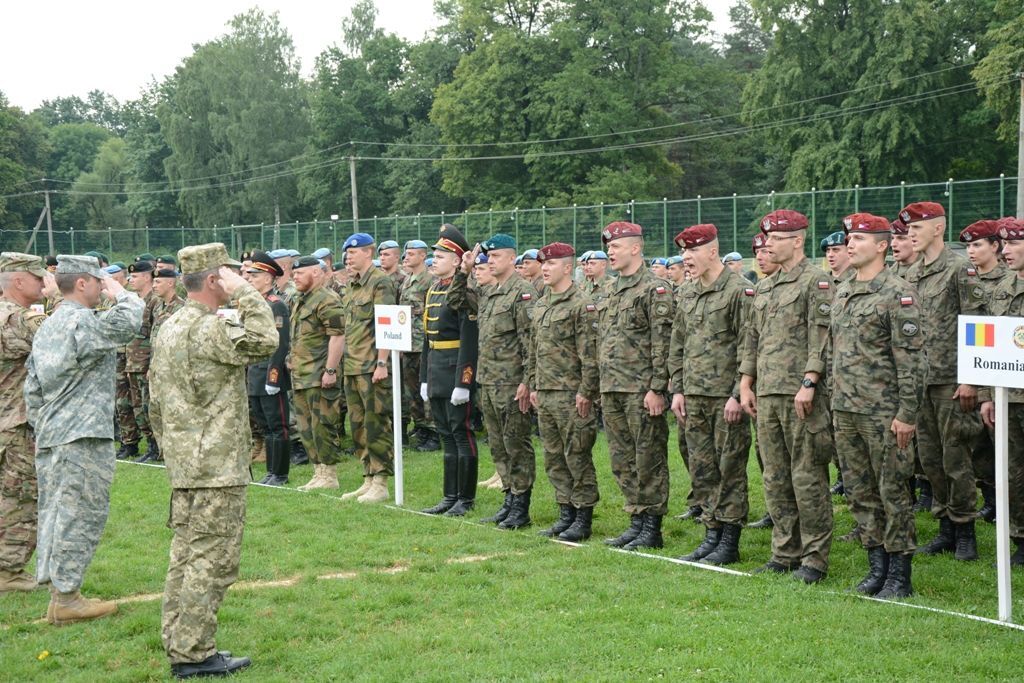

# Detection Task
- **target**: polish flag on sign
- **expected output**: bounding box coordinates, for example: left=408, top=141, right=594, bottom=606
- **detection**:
left=377, top=316, right=392, bottom=326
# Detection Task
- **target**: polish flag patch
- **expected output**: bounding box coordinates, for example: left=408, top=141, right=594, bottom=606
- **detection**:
left=900, top=296, right=914, bottom=306
left=521, top=293, right=532, bottom=301
left=817, top=281, right=830, bottom=290
left=744, top=288, right=755, bottom=297
left=655, top=286, right=667, bottom=295
left=966, top=267, right=978, bottom=276
left=585, top=304, right=597, bottom=312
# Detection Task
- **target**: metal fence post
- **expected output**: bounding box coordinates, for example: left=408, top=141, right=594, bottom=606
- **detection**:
left=260, top=223, right=265, bottom=250
left=732, top=193, right=738, bottom=254
left=948, top=178, right=955, bottom=241
left=1001, top=173, right=1006, bottom=216
left=900, top=180, right=906, bottom=210
left=514, top=208, right=519, bottom=246
left=108, top=227, right=113, bottom=255
left=70, top=227, right=75, bottom=253
left=663, top=198, right=668, bottom=255
left=541, top=206, right=546, bottom=244
left=854, top=184, right=860, bottom=212
left=572, top=204, right=577, bottom=250
left=697, top=194, right=702, bottom=224
left=810, top=187, right=817, bottom=250
left=314, top=220, right=318, bottom=249
left=599, top=202, right=604, bottom=231
left=770, top=191, right=775, bottom=211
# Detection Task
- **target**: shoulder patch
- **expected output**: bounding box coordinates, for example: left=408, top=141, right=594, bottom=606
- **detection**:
left=267, top=294, right=281, bottom=302
left=655, top=286, right=668, bottom=295
left=274, top=315, right=284, bottom=329
left=521, top=293, right=532, bottom=301
left=585, top=304, right=597, bottom=312
left=901, top=321, right=919, bottom=337
left=817, top=302, right=831, bottom=315
left=817, top=281, right=830, bottom=290
left=744, top=288, right=755, bottom=297
left=900, top=295, right=914, bottom=306
left=966, top=267, right=977, bottom=277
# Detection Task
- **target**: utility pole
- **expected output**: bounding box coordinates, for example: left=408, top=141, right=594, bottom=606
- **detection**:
left=44, top=190, right=54, bottom=255
left=1017, top=72, right=1023, bottom=219
left=349, top=155, right=359, bottom=229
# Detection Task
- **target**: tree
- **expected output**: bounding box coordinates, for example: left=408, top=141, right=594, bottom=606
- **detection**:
left=973, top=0, right=1024, bottom=143
left=45, top=122, right=111, bottom=228
left=0, top=93, right=50, bottom=232
left=71, top=137, right=132, bottom=236
left=33, top=91, right=128, bottom=135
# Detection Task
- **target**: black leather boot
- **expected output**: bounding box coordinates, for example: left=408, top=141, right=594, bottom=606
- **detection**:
left=499, top=488, right=532, bottom=529
left=954, top=520, right=979, bottom=561
left=445, top=455, right=478, bottom=516
left=604, top=514, right=644, bottom=547
left=913, top=477, right=932, bottom=512
left=855, top=546, right=889, bottom=595
left=271, top=438, right=290, bottom=485
left=829, top=473, right=845, bottom=496
left=701, top=523, right=741, bottom=565
left=978, top=484, right=996, bottom=523
left=875, top=552, right=913, bottom=598
left=422, top=453, right=459, bottom=514
left=678, top=526, right=723, bottom=562
left=539, top=504, right=576, bottom=537
left=674, top=505, right=703, bottom=521
left=135, top=439, right=160, bottom=463
left=258, top=440, right=276, bottom=484
left=747, top=513, right=773, bottom=529
left=416, top=428, right=441, bottom=452
left=1012, top=539, right=1024, bottom=567
left=171, top=652, right=252, bottom=679
left=117, top=442, right=139, bottom=460
left=290, top=439, right=309, bottom=465
left=558, top=507, right=593, bottom=542
left=481, top=490, right=513, bottom=524
left=624, top=514, right=663, bottom=550
left=916, top=517, right=955, bottom=555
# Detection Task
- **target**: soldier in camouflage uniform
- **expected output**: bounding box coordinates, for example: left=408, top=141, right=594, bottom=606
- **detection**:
left=746, top=232, right=777, bottom=531
left=399, top=240, right=439, bottom=451
left=339, top=233, right=398, bottom=504
left=528, top=242, right=600, bottom=542
left=739, top=210, right=834, bottom=583
left=449, top=232, right=538, bottom=529
left=521, top=248, right=545, bottom=294
left=271, top=249, right=299, bottom=303
left=26, top=255, right=143, bottom=624
left=0, top=253, right=49, bottom=593
left=151, top=268, right=185, bottom=343
left=902, top=201, right=987, bottom=561
left=671, top=238, right=701, bottom=523
left=124, top=260, right=160, bottom=462
left=821, top=231, right=853, bottom=286
left=378, top=240, right=406, bottom=298
left=288, top=256, right=346, bottom=490
left=581, top=250, right=611, bottom=302
left=826, top=213, right=925, bottom=599
left=151, top=243, right=277, bottom=679
left=669, top=225, right=753, bottom=565
left=597, top=222, right=675, bottom=551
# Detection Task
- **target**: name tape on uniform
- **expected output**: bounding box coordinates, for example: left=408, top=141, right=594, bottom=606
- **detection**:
left=958, top=315, right=1024, bottom=388
left=375, top=304, right=413, bottom=352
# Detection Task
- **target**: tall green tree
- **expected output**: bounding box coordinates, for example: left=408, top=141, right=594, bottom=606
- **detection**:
left=973, top=0, right=1024, bottom=144
left=70, top=137, right=133, bottom=238
left=0, top=93, right=50, bottom=233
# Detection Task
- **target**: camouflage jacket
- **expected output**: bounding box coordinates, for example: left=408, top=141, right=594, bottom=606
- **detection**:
left=669, top=267, right=752, bottom=399
left=581, top=275, right=612, bottom=304
left=150, top=294, right=185, bottom=347
left=528, top=284, right=599, bottom=399
left=890, top=260, right=916, bottom=279
left=986, top=275, right=1024, bottom=403
left=288, top=284, right=345, bottom=389
left=125, top=290, right=160, bottom=372
left=740, top=257, right=832, bottom=396
left=596, top=267, right=675, bottom=394
left=474, top=273, right=536, bottom=386
left=388, top=269, right=406, bottom=303
left=832, top=268, right=855, bottom=287
left=343, top=266, right=397, bottom=375
left=150, top=283, right=278, bottom=488
left=0, top=301, right=46, bottom=432
left=905, top=246, right=987, bottom=386
left=978, top=263, right=1010, bottom=297
left=25, top=292, right=144, bottom=448
left=399, top=269, right=431, bottom=352
left=824, top=269, right=925, bottom=423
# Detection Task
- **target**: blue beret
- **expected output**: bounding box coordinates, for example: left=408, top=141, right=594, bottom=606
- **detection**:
left=312, top=247, right=332, bottom=259
left=286, top=249, right=301, bottom=257
left=666, top=255, right=684, bottom=266
left=514, top=255, right=524, bottom=265
left=651, top=257, right=668, bottom=267
left=267, top=249, right=289, bottom=259
left=481, top=233, right=516, bottom=252
left=584, top=250, right=608, bottom=262
left=521, top=248, right=539, bottom=261
left=404, top=240, right=429, bottom=251
left=820, top=231, right=846, bottom=252
left=474, top=252, right=489, bottom=265
left=103, top=264, right=123, bottom=274
left=425, top=257, right=434, bottom=267
left=343, top=232, right=375, bottom=251
left=721, top=251, right=743, bottom=263
left=579, top=250, right=592, bottom=261
left=372, top=259, right=381, bottom=267
left=377, top=240, right=400, bottom=252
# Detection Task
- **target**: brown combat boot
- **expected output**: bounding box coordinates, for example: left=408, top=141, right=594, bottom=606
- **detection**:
left=357, top=474, right=389, bottom=503
left=341, top=476, right=372, bottom=500
left=249, top=435, right=266, bottom=463
left=308, top=464, right=339, bottom=490
left=298, top=464, right=324, bottom=492
left=0, top=569, right=38, bottom=593
left=49, top=590, right=118, bottom=626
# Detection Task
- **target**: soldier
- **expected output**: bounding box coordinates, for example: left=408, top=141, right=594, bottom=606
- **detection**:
left=747, top=232, right=777, bottom=531
left=244, top=252, right=292, bottom=486
left=0, top=253, right=51, bottom=593
left=739, top=210, right=834, bottom=583
left=338, top=233, right=397, bottom=503
left=669, top=225, right=753, bottom=565
left=721, top=252, right=744, bottom=276
left=155, top=254, right=178, bottom=272
left=377, top=240, right=406, bottom=297
left=821, top=232, right=853, bottom=286
left=473, top=251, right=495, bottom=287
left=125, top=260, right=160, bottom=462
left=902, top=201, right=986, bottom=561
left=312, top=247, right=334, bottom=270
left=289, top=255, right=346, bottom=491
left=666, top=255, right=687, bottom=289
left=671, top=238, right=702, bottom=523
left=420, top=226, right=480, bottom=516
left=329, top=261, right=349, bottom=294
left=826, top=213, right=925, bottom=598
left=889, top=217, right=919, bottom=278
left=449, top=232, right=538, bottom=529
left=150, top=244, right=277, bottom=679
left=528, top=242, right=600, bottom=541
left=470, top=251, right=503, bottom=491
left=581, top=250, right=611, bottom=299
left=650, top=257, right=669, bottom=280
left=399, top=240, right=439, bottom=452
left=597, top=222, right=675, bottom=550
left=152, top=268, right=185, bottom=340
left=270, top=249, right=298, bottom=303
left=520, top=249, right=544, bottom=294
left=26, top=255, right=143, bottom=624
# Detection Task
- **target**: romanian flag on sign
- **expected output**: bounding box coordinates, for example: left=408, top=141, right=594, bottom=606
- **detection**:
left=965, top=322, right=995, bottom=347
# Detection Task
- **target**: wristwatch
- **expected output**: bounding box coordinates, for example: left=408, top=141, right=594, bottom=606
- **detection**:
left=376, top=360, right=387, bottom=368
left=801, top=378, right=817, bottom=389
left=325, top=368, right=337, bottom=376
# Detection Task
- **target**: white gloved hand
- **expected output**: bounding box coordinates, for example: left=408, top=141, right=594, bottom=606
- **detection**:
left=420, top=383, right=429, bottom=401
left=265, top=385, right=281, bottom=396
left=451, top=387, right=470, bottom=406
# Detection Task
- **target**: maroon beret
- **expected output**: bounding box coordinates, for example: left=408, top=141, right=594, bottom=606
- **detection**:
left=998, top=220, right=1024, bottom=241
left=537, top=242, right=575, bottom=262
left=752, top=233, right=767, bottom=251
left=674, top=224, right=718, bottom=249
left=760, top=210, right=809, bottom=234
left=959, top=220, right=1001, bottom=243
left=842, top=213, right=891, bottom=235
left=899, top=201, right=945, bottom=224
left=998, top=216, right=1021, bottom=229
left=601, top=221, right=644, bottom=245
left=890, top=216, right=908, bottom=235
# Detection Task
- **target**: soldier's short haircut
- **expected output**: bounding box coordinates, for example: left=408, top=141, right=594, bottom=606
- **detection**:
left=56, top=272, right=90, bottom=294
left=182, top=267, right=218, bottom=292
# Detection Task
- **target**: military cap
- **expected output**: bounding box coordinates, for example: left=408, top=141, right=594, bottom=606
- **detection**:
left=722, top=252, right=743, bottom=263
left=890, top=216, right=909, bottom=235
left=0, top=252, right=48, bottom=277
left=285, top=249, right=301, bottom=257
left=998, top=221, right=1024, bottom=241
left=372, top=259, right=381, bottom=267
left=404, top=239, right=429, bottom=251
left=820, top=231, right=846, bottom=252
left=312, top=247, right=332, bottom=259
left=342, top=232, right=375, bottom=251
left=292, top=255, right=322, bottom=271
left=128, top=260, right=155, bottom=274
left=156, top=254, right=177, bottom=267
left=136, top=252, right=157, bottom=262
left=584, top=250, right=608, bottom=261
left=480, top=233, right=515, bottom=252
left=177, top=243, right=242, bottom=275
left=103, top=264, right=123, bottom=275
left=521, top=248, right=539, bottom=261
left=760, top=210, right=809, bottom=233
left=425, top=257, right=434, bottom=267
left=332, top=261, right=347, bottom=272
left=666, top=255, right=684, bottom=266
left=537, top=242, right=574, bottom=262
left=842, top=214, right=890, bottom=235
left=377, top=240, right=400, bottom=253
left=579, top=250, right=592, bottom=262
left=84, top=250, right=109, bottom=265
left=474, top=252, right=489, bottom=265
left=240, top=250, right=253, bottom=262
left=514, top=255, right=524, bottom=265
left=267, top=248, right=290, bottom=259
left=435, top=224, right=470, bottom=256
left=247, top=250, right=285, bottom=277
left=154, top=268, right=178, bottom=279
left=998, top=216, right=1020, bottom=229
left=899, top=201, right=945, bottom=224
left=674, top=224, right=717, bottom=250
left=45, top=255, right=58, bottom=271
left=752, top=233, right=768, bottom=251
left=650, top=257, right=668, bottom=266
left=601, top=221, right=643, bottom=244
left=959, top=219, right=1001, bottom=243
left=56, top=254, right=107, bottom=279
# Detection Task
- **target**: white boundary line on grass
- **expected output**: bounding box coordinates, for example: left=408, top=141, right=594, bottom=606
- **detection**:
left=120, top=460, right=1024, bottom=634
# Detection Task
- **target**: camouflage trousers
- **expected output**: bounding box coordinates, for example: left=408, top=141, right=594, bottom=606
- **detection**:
left=344, top=373, right=394, bottom=476
left=0, top=425, right=37, bottom=572
left=115, top=370, right=136, bottom=444
left=1001, top=404, right=1024, bottom=539
left=162, top=486, right=246, bottom=665
left=674, top=415, right=696, bottom=507
left=972, top=426, right=995, bottom=488
left=117, top=371, right=152, bottom=445
left=833, top=411, right=916, bottom=553
left=293, top=386, right=343, bottom=466
left=684, top=395, right=751, bottom=527
left=479, top=384, right=536, bottom=495
left=536, top=390, right=599, bottom=508
left=602, top=391, right=669, bottom=516
left=917, top=384, right=982, bottom=523
left=401, top=352, right=432, bottom=430
left=35, top=438, right=115, bottom=593
left=756, top=394, right=833, bottom=572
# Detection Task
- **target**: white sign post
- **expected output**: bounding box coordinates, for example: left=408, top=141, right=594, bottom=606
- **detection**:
left=375, top=305, right=412, bottom=506
left=958, top=314, right=1023, bottom=622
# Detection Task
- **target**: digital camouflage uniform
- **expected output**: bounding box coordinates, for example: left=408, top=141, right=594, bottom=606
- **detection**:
left=971, top=264, right=1009, bottom=491
left=741, top=258, right=834, bottom=572
left=904, top=247, right=986, bottom=523
left=289, top=283, right=346, bottom=466
left=826, top=269, right=924, bottom=552
left=122, top=291, right=160, bottom=446
left=399, top=269, right=433, bottom=432
left=669, top=268, right=753, bottom=527
left=150, top=276, right=277, bottom=666
left=529, top=283, right=600, bottom=508
left=343, top=266, right=397, bottom=476
left=151, top=294, right=185, bottom=343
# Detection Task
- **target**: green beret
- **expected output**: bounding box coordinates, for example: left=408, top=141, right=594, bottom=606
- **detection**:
left=481, top=233, right=516, bottom=252
left=820, top=231, right=845, bottom=252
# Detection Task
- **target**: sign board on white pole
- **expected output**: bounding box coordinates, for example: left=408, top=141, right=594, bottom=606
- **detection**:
left=375, top=305, right=412, bottom=506
left=958, top=314, right=1021, bottom=623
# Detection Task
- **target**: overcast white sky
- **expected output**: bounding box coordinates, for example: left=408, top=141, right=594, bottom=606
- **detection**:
left=1, top=0, right=736, bottom=112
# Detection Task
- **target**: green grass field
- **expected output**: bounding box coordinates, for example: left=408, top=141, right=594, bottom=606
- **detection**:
left=2, top=426, right=1023, bottom=681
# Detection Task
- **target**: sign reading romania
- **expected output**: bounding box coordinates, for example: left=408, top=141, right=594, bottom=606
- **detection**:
left=958, top=315, right=1024, bottom=389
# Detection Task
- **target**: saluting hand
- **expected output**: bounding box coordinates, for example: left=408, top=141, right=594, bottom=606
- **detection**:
left=41, top=273, right=58, bottom=299
left=461, top=245, right=480, bottom=274
left=217, top=266, right=247, bottom=296
left=101, top=275, right=125, bottom=299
